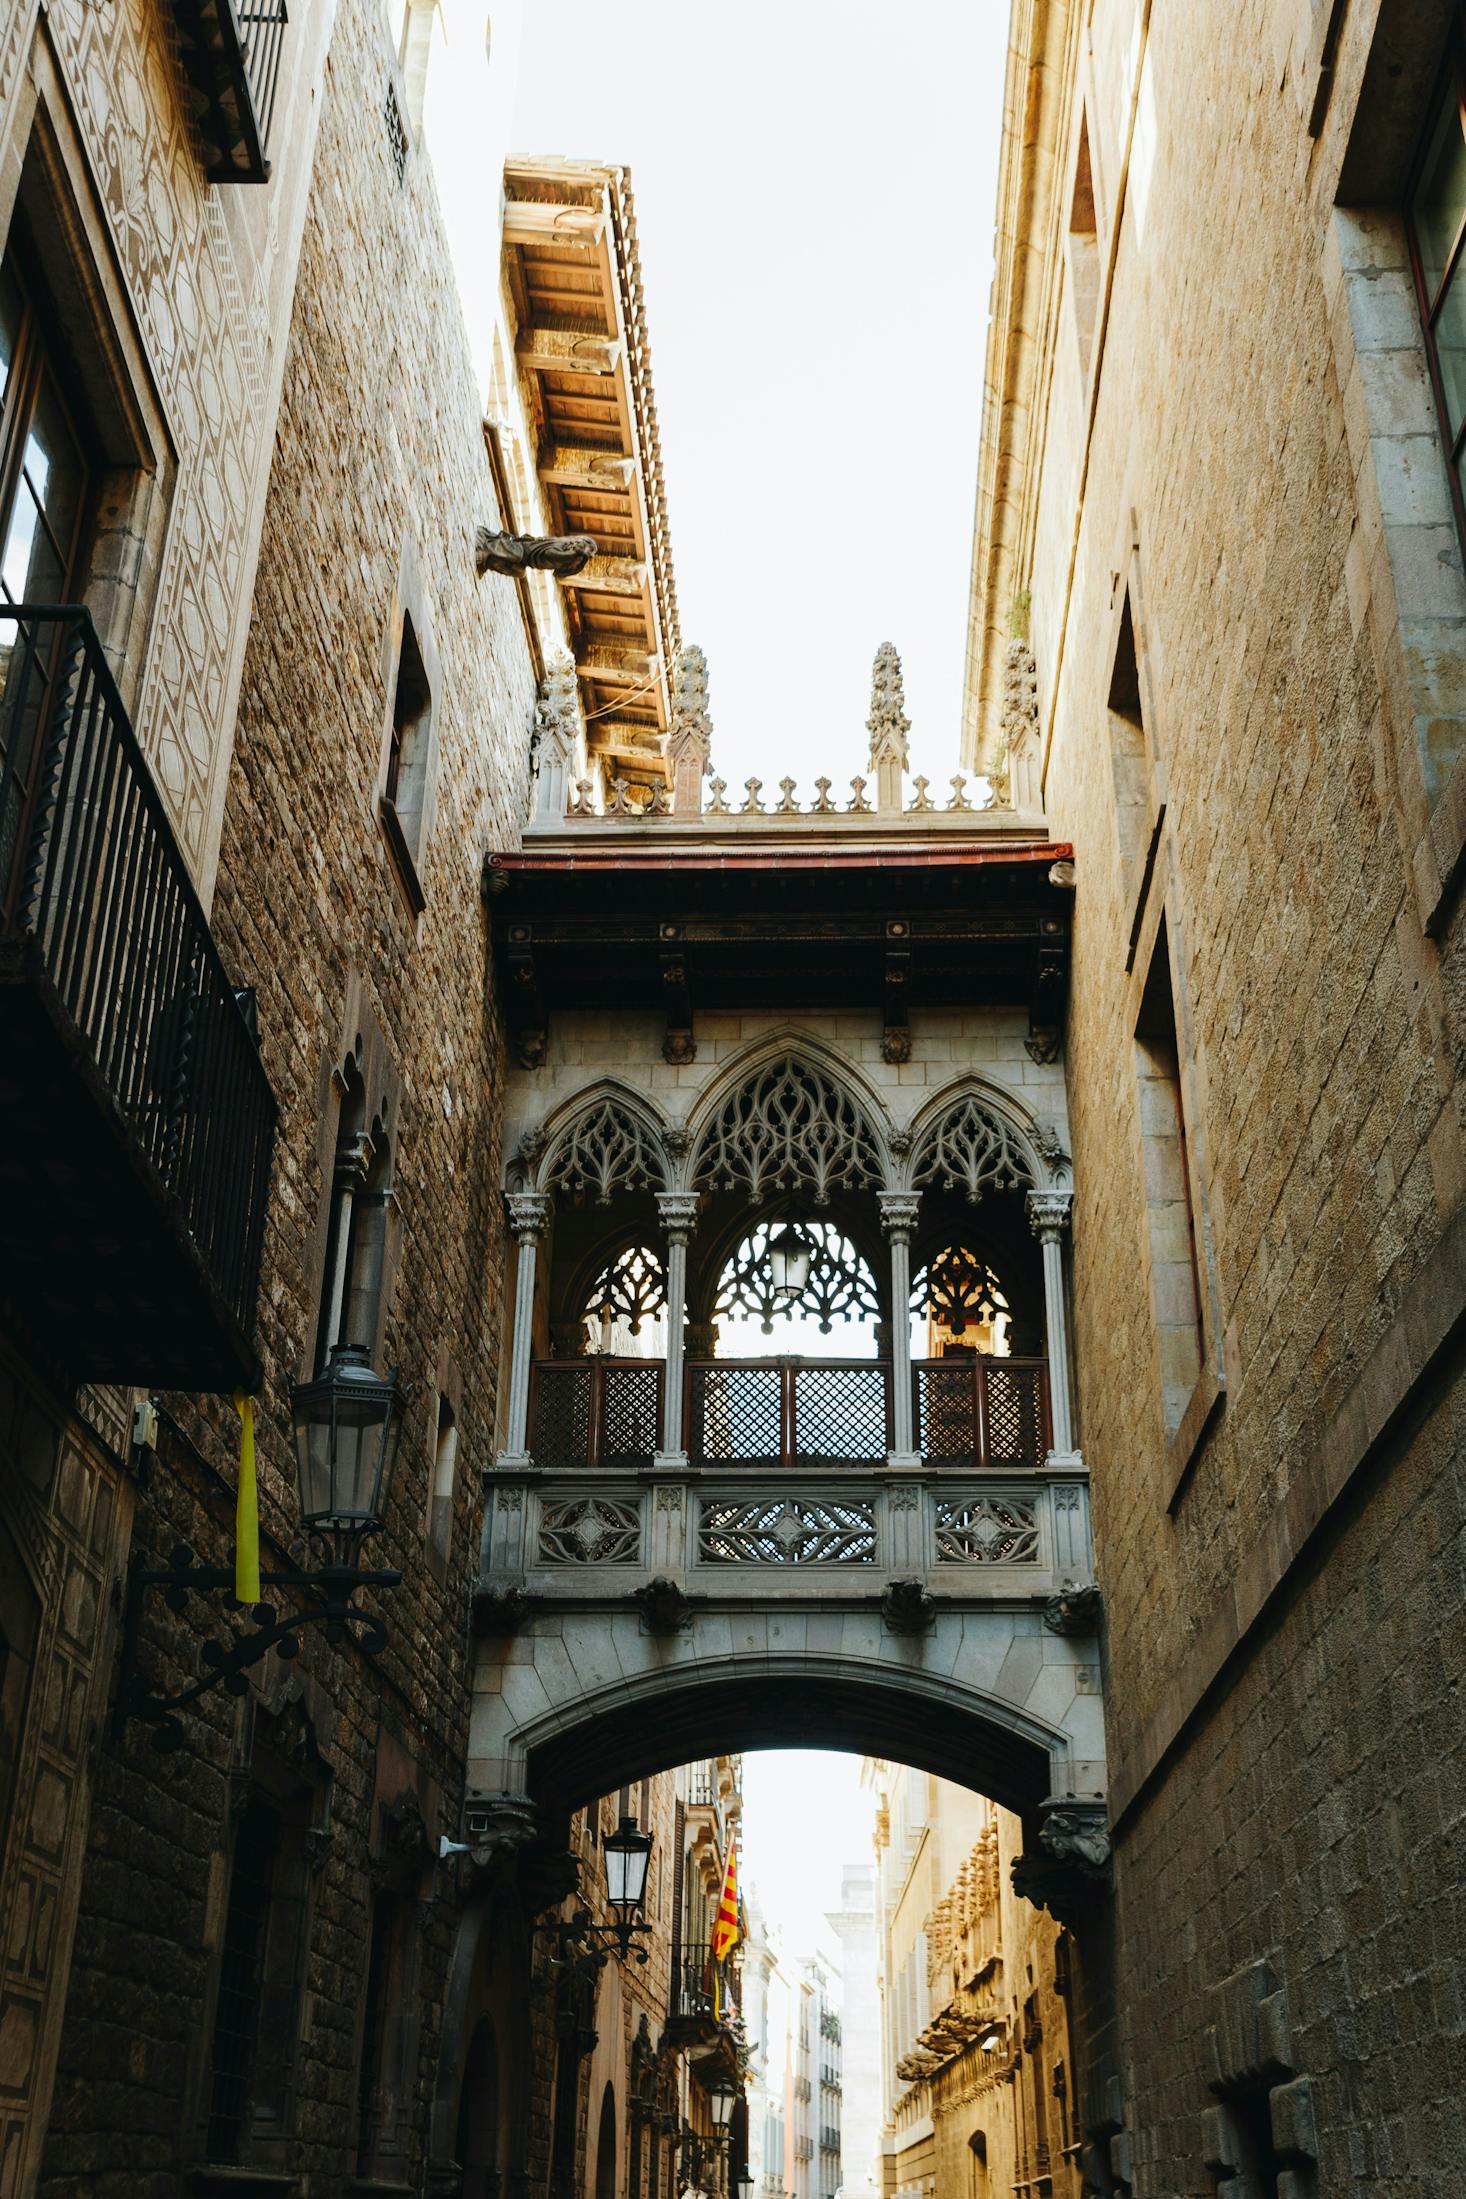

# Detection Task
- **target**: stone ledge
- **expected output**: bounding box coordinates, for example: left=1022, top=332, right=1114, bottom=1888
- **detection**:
left=1111, top=1192, right=1466, bottom=1828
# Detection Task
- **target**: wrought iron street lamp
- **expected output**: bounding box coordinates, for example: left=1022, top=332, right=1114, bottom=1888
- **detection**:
left=737, top=2169, right=755, bottom=2199
left=537, top=1816, right=657, bottom=1969
left=118, top=1346, right=407, bottom=1751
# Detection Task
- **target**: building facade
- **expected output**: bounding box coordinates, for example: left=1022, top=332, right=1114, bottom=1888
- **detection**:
left=867, top=1763, right=1080, bottom=2199
left=966, top=0, right=1466, bottom=2190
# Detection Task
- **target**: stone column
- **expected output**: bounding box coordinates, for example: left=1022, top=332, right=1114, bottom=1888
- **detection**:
left=879, top=1192, right=922, bottom=1469
left=1026, top=1189, right=1081, bottom=1466
left=499, top=1191, right=552, bottom=1466
left=656, top=1192, right=699, bottom=1465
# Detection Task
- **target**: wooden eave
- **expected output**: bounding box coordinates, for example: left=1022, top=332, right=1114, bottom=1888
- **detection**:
left=487, top=842, right=1074, bottom=1060
left=503, top=160, right=681, bottom=772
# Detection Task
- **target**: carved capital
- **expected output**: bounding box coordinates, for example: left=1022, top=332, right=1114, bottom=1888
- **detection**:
left=656, top=1191, right=701, bottom=1242
left=878, top=1191, right=922, bottom=1244
left=1025, top=1188, right=1073, bottom=1243
left=506, top=1190, right=553, bottom=1245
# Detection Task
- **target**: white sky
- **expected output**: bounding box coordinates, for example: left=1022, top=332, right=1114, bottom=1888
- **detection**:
left=510, top=2, right=1008, bottom=792
left=741, top=1748, right=872, bottom=1963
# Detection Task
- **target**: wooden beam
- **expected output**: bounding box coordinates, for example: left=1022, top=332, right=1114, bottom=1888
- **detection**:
left=557, top=556, right=646, bottom=598
left=574, top=647, right=658, bottom=685
left=503, top=201, right=606, bottom=250
left=537, top=444, right=636, bottom=491
left=516, top=329, right=620, bottom=376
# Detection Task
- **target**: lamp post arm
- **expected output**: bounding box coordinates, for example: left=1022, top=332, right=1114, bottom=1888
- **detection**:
left=117, top=1550, right=403, bottom=1751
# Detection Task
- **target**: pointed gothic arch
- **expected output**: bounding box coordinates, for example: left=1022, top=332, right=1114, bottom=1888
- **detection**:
left=903, top=1079, right=1056, bottom=1202
left=515, top=1082, right=673, bottom=1203
left=686, top=1042, right=890, bottom=1206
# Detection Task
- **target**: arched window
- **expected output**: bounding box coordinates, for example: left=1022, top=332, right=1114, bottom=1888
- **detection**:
left=910, top=1247, right=1011, bottom=1358
left=715, top=1221, right=880, bottom=1338
left=594, top=2084, right=618, bottom=2199
left=694, top=1054, right=882, bottom=1206
left=583, top=1243, right=667, bottom=1355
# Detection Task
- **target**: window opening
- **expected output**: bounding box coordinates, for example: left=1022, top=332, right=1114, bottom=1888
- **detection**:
left=429, top=1392, right=457, bottom=1559
left=1068, top=109, right=1100, bottom=373
left=1407, top=40, right=1466, bottom=532
left=381, top=610, right=432, bottom=905
left=910, top=1247, right=1011, bottom=1357
left=206, top=1796, right=281, bottom=2162
left=583, top=1243, right=667, bottom=1355
left=1134, top=920, right=1204, bottom=1431
left=316, top=1065, right=392, bottom=1370
left=714, top=1220, right=880, bottom=1345
left=0, top=240, right=95, bottom=921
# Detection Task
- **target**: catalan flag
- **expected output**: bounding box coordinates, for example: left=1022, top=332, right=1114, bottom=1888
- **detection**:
left=232, top=1391, right=261, bottom=1607
left=712, top=1834, right=740, bottom=1963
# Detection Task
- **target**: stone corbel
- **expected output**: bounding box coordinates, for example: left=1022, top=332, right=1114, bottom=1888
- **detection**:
left=1011, top=1796, right=1112, bottom=1924
left=882, top=919, right=912, bottom=1064
left=660, top=923, right=695, bottom=1064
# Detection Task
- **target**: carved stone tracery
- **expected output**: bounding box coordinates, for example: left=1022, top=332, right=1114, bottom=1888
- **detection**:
left=585, top=1244, right=667, bottom=1336
left=714, top=1219, right=880, bottom=1334
left=912, top=1094, right=1036, bottom=1204
left=693, top=1054, right=883, bottom=1206
left=543, top=1100, right=669, bottom=1205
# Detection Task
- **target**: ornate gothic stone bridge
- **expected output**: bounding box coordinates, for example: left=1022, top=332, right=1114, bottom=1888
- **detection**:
left=467, top=647, right=1108, bottom=1904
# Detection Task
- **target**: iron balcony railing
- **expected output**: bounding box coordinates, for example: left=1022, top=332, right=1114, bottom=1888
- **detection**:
left=528, top=1356, right=1050, bottom=1472
left=0, top=606, right=276, bottom=1354
left=671, top=1941, right=740, bottom=2025
left=171, top=0, right=288, bottom=183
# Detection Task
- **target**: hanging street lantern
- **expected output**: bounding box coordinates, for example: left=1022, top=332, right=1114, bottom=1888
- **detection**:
left=707, top=2078, right=738, bottom=2133
left=603, top=1814, right=654, bottom=1951
left=767, top=1220, right=814, bottom=1300
left=291, top=1343, right=408, bottom=1565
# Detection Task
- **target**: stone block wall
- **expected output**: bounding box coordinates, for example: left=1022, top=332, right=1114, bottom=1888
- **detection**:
left=987, top=0, right=1466, bottom=2188
left=34, top=0, right=538, bottom=2181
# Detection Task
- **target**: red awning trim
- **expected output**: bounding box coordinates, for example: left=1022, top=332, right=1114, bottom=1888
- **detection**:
left=489, top=843, right=1075, bottom=878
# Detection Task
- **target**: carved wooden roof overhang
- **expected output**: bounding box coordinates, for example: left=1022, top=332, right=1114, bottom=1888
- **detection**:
left=503, top=159, right=679, bottom=786
left=487, top=840, right=1073, bottom=1069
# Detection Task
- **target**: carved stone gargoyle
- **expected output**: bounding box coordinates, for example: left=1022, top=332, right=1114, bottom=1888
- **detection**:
left=1043, top=1580, right=1104, bottom=1636
left=634, top=1575, right=693, bottom=1635
left=1011, top=1796, right=1112, bottom=1924
left=475, top=526, right=598, bottom=578
left=881, top=1576, right=936, bottom=1635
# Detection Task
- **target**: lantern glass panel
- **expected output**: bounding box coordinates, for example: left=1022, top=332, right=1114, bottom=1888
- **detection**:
left=768, top=1223, right=813, bottom=1299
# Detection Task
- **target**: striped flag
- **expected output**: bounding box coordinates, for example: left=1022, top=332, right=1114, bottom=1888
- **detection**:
left=712, top=1834, right=740, bottom=1962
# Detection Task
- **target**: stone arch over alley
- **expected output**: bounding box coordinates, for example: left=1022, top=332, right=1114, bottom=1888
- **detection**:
left=472, top=664, right=1106, bottom=1929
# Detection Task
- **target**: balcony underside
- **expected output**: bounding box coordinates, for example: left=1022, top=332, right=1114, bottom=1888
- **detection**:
left=0, top=942, right=261, bottom=1392
left=171, top=0, right=274, bottom=182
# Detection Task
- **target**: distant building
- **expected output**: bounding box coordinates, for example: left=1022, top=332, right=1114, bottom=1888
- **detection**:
left=826, top=1866, right=880, bottom=2199
left=866, top=1762, right=1079, bottom=2199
